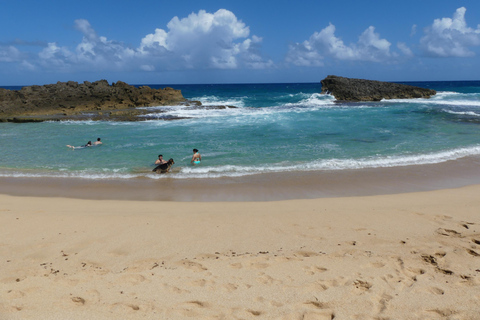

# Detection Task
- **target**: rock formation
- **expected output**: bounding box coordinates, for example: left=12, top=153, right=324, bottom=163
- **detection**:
left=0, top=80, right=188, bottom=122
left=321, top=75, right=436, bottom=101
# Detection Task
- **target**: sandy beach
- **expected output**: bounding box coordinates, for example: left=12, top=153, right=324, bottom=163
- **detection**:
left=1, top=183, right=479, bottom=319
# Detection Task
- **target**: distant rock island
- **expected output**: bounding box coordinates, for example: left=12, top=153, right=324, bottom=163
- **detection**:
left=0, top=80, right=224, bottom=122
left=321, top=75, right=436, bottom=101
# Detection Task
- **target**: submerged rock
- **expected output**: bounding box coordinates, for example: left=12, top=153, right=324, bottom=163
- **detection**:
left=320, top=75, right=436, bottom=101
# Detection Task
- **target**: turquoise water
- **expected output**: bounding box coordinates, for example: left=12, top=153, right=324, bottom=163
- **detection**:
left=2, top=81, right=480, bottom=179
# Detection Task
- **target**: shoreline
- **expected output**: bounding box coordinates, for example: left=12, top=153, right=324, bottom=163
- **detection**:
left=2, top=156, right=480, bottom=201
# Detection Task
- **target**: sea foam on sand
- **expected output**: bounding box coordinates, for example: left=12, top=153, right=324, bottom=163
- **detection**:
left=0, top=186, right=479, bottom=319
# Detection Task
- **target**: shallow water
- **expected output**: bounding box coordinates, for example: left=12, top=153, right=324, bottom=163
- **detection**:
left=2, top=81, right=480, bottom=181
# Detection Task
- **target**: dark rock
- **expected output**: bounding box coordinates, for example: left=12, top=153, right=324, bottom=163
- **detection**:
left=321, top=75, right=436, bottom=101
left=0, top=80, right=187, bottom=121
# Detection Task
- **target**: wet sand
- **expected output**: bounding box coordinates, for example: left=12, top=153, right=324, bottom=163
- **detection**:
left=2, top=156, right=480, bottom=201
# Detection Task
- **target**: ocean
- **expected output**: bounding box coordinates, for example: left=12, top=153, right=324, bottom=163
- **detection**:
left=2, top=81, right=480, bottom=181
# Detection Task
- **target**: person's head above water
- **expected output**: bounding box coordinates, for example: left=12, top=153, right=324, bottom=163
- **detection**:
left=97, top=138, right=101, bottom=141
left=158, top=154, right=163, bottom=158
left=193, top=149, right=198, bottom=153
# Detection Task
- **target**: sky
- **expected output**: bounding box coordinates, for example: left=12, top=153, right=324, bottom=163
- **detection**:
left=1, top=0, right=480, bottom=85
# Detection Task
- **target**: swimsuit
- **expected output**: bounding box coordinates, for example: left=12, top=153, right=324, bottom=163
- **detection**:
left=193, top=153, right=201, bottom=164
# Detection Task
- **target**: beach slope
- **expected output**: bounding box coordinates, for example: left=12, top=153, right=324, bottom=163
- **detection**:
left=1, top=187, right=479, bottom=319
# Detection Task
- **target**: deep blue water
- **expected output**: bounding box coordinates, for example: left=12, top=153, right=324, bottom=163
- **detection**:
left=2, top=81, right=480, bottom=180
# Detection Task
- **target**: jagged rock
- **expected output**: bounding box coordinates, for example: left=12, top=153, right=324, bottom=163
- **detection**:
left=0, top=80, right=187, bottom=121
left=321, top=75, right=436, bottom=101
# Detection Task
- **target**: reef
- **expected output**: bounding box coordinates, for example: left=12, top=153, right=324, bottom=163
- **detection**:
left=0, top=80, right=219, bottom=122
left=321, top=75, right=436, bottom=101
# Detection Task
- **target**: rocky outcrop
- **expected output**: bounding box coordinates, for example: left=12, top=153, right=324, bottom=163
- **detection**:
left=0, top=80, right=188, bottom=122
left=321, top=75, right=436, bottom=101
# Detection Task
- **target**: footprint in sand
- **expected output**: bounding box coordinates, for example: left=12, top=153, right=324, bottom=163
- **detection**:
left=185, top=300, right=210, bottom=308
left=247, top=309, right=262, bottom=316
left=110, top=302, right=140, bottom=313
left=294, top=251, right=321, bottom=258
left=373, top=293, right=392, bottom=314
left=423, top=308, right=458, bottom=318
left=466, top=249, right=480, bottom=257
left=177, top=260, right=208, bottom=272
left=169, top=301, right=211, bottom=318
left=304, top=299, right=330, bottom=309
left=256, top=273, right=280, bottom=285
left=370, top=261, right=385, bottom=268
left=428, top=287, right=445, bottom=295
left=435, top=228, right=462, bottom=237
left=300, top=311, right=335, bottom=320
left=162, top=283, right=190, bottom=294
left=229, top=262, right=243, bottom=269
left=71, top=296, right=86, bottom=305
left=118, top=274, right=147, bottom=285
left=307, top=278, right=344, bottom=291
left=222, top=283, right=238, bottom=292
left=303, top=266, right=328, bottom=275
left=189, top=279, right=207, bottom=287
left=5, top=290, right=25, bottom=299
left=353, top=279, right=372, bottom=292
left=0, top=305, right=23, bottom=312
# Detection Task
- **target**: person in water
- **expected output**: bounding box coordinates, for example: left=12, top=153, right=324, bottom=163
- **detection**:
left=94, top=138, right=102, bottom=145
left=66, top=141, right=92, bottom=149
left=155, top=154, right=167, bottom=165
left=191, top=149, right=201, bottom=165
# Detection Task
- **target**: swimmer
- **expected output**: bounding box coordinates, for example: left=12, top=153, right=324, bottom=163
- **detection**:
left=66, top=141, right=92, bottom=150
left=155, top=154, right=167, bottom=165
left=191, top=148, right=201, bottom=165
left=94, top=138, right=102, bottom=145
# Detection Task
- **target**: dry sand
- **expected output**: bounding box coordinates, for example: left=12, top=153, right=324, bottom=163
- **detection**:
left=1, top=186, right=480, bottom=319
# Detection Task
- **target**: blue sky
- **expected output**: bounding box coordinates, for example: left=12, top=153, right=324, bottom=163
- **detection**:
left=1, top=0, right=480, bottom=85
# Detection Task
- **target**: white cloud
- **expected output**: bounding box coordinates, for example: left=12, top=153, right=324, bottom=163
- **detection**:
left=0, top=45, right=22, bottom=62
left=411, top=25, right=417, bottom=37
left=286, top=23, right=394, bottom=66
left=36, top=19, right=135, bottom=71
left=420, top=7, right=480, bottom=57
left=397, top=42, right=413, bottom=57
left=27, top=10, right=272, bottom=73
left=38, top=42, right=75, bottom=70
left=139, top=9, right=273, bottom=69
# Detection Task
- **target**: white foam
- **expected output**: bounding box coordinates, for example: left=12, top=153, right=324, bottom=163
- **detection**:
left=385, top=91, right=480, bottom=107
left=2, top=144, right=480, bottom=180
left=443, top=110, right=480, bottom=117
left=189, top=95, right=246, bottom=108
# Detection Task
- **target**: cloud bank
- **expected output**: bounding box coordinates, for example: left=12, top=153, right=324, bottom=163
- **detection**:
left=31, top=9, right=273, bottom=73
left=1, top=7, right=479, bottom=77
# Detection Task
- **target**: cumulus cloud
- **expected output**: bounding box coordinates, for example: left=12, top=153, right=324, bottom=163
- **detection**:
left=23, top=10, right=272, bottom=73
left=286, top=23, right=394, bottom=66
left=139, top=9, right=273, bottom=69
left=420, top=7, right=480, bottom=57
